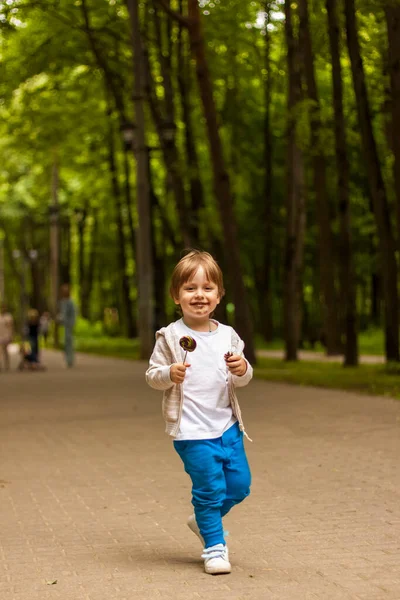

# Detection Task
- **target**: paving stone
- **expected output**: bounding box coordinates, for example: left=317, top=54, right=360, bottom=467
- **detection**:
left=1, top=350, right=400, bottom=599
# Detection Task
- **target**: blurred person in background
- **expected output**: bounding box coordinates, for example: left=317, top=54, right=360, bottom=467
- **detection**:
left=26, top=308, right=40, bottom=364
left=39, top=311, right=51, bottom=346
left=0, top=303, right=14, bottom=372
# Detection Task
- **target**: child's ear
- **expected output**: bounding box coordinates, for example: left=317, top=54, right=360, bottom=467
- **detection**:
left=173, top=297, right=180, bottom=306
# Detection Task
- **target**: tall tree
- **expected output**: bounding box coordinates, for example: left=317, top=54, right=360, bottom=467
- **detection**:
left=186, top=0, right=255, bottom=363
left=345, top=0, right=399, bottom=362
left=259, top=1, right=274, bottom=342
left=126, top=0, right=155, bottom=359
left=50, top=154, right=60, bottom=346
left=142, top=65, right=192, bottom=249
left=144, top=5, right=193, bottom=247
left=80, top=210, right=98, bottom=321
left=298, top=0, right=341, bottom=355
left=384, top=1, right=400, bottom=253
left=155, top=0, right=255, bottom=362
left=283, top=0, right=306, bottom=361
left=326, top=0, right=358, bottom=366
left=77, top=205, right=87, bottom=315
left=106, top=108, right=136, bottom=338
left=177, top=0, right=204, bottom=247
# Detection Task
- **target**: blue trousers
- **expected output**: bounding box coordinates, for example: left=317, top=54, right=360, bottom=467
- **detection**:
left=28, top=336, right=39, bottom=363
left=64, top=328, right=74, bottom=367
left=174, top=422, right=251, bottom=548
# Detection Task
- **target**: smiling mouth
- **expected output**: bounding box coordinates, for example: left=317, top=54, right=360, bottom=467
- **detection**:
left=191, top=303, right=207, bottom=307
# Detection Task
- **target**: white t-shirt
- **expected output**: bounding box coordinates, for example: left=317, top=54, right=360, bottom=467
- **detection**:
left=174, top=318, right=236, bottom=440
left=0, top=312, right=13, bottom=345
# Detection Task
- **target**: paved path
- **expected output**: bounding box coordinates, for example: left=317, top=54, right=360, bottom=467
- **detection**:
left=1, top=350, right=400, bottom=600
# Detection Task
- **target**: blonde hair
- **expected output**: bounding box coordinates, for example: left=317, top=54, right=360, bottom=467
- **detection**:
left=27, top=309, right=39, bottom=323
left=170, top=250, right=225, bottom=301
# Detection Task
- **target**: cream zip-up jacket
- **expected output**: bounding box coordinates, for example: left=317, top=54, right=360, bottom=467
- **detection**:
left=145, top=320, right=253, bottom=439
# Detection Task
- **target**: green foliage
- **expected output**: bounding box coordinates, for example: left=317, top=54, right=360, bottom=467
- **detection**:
left=74, top=317, right=104, bottom=338
left=254, top=358, right=400, bottom=400
left=0, top=0, right=397, bottom=357
left=257, top=327, right=385, bottom=355
left=74, top=336, right=140, bottom=361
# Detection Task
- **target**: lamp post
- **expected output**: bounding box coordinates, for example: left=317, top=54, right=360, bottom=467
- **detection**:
left=49, top=204, right=59, bottom=315
left=122, top=120, right=176, bottom=152
left=50, top=155, right=60, bottom=346
left=160, top=120, right=177, bottom=144
left=120, top=121, right=137, bottom=151
left=12, top=249, right=25, bottom=335
left=28, top=249, right=39, bottom=311
left=12, top=248, right=38, bottom=335
left=28, top=249, right=38, bottom=262
left=119, top=120, right=138, bottom=338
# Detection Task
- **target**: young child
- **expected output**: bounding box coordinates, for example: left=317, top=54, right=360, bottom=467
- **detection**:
left=146, top=250, right=253, bottom=575
left=39, top=311, right=51, bottom=346
left=18, top=309, right=46, bottom=371
left=26, top=309, right=40, bottom=363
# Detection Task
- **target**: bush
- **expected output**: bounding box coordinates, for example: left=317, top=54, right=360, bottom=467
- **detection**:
left=74, top=318, right=104, bottom=338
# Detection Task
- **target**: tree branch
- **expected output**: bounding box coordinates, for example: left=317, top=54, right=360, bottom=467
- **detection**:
left=154, top=0, right=190, bottom=27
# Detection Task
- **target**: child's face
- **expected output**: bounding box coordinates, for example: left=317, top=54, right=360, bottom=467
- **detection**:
left=174, top=266, right=220, bottom=324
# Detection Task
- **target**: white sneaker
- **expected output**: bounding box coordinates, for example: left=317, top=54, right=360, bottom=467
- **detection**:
left=202, top=544, right=231, bottom=575
left=187, top=514, right=204, bottom=545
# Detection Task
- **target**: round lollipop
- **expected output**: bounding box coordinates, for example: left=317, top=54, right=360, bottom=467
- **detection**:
left=179, top=335, right=197, bottom=364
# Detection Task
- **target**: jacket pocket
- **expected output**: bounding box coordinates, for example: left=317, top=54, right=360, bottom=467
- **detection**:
left=162, top=393, right=180, bottom=423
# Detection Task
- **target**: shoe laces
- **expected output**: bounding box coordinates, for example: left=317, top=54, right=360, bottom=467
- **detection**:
left=201, top=543, right=227, bottom=561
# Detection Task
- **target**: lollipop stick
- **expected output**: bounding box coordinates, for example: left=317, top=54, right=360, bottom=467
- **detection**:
left=179, top=336, right=196, bottom=364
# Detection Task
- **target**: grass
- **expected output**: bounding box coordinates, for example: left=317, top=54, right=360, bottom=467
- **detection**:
left=61, top=319, right=397, bottom=400
left=74, top=336, right=140, bottom=361
left=254, top=357, right=400, bottom=400
left=67, top=329, right=400, bottom=401
left=255, top=328, right=385, bottom=356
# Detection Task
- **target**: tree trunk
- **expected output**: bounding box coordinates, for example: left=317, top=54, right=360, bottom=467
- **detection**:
left=26, top=218, right=43, bottom=312
left=81, top=210, right=98, bottom=321
left=177, top=0, right=204, bottom=246
left=77, top=208, right=87, bottom=317
left=298, top=0, right=341, bottom=355
left=82, top=0, right=137, bottom=264
left=121, top=143, right=138, bottom=333
left=0, top=235, right=4, bottom=304
left=126, top=0, right=154, bottom=358
left=186, top=0, right=255, bottom=363
left=149, top=151, right=167, bottom=331
left=106, top=110, right=136, bottom=339
left=28, top=257, right=41, bottom=311
left=345, top=0, right=399, bottom=362
left=142, top=43, right=192, bottom=248
left=283, top=0, right=306, bottom=361
left=261, top=1, right=274, bottom=341
left=384, top=3, right=400, bottom=253
left=50, top=155, right=60, bottom=346
left=326, top=0, right=358, bottom=366
left=371, top=272, right=381, bottom=326
left=122, top=145, right=137, bottom=260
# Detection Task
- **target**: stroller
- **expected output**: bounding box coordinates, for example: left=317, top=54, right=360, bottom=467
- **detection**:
left=18, top=341, right=46, bottom=371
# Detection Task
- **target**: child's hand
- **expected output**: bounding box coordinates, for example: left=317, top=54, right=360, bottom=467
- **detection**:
left=225, top=354, right=247, bottom=376
left=170, top=362, right=191, bottom=384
